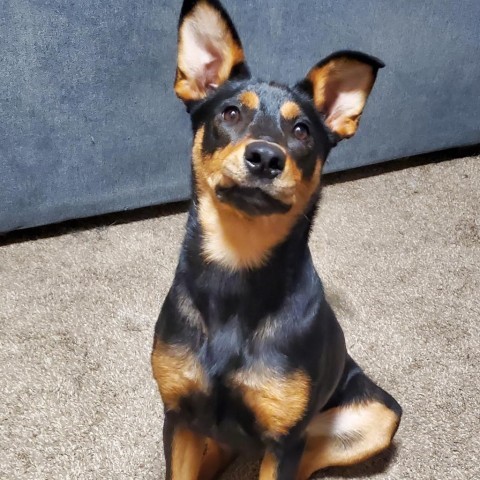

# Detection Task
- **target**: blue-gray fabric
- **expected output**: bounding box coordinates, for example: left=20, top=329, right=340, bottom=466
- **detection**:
left=1, top=1, right=479, bottom=232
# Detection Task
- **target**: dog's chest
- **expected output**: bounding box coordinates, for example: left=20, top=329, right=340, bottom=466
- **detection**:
left=152, top=328, right=311, bottom=442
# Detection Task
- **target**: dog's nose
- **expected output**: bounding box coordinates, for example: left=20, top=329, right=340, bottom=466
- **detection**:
left=244, top=142, right=286, bottom=179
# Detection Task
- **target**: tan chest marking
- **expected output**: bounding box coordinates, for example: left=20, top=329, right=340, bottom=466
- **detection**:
left=151, top=339, right=208, bottom=411
left=231, top=367, right=311, bottom=438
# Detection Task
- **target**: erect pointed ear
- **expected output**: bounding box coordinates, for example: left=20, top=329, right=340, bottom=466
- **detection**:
left=297, top=51, right=384, bottom=140
left=174, top=0, right=250, bottom=103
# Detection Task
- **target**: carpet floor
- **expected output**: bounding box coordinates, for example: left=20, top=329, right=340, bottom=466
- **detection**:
left=1, top=153, right=479, bottom=479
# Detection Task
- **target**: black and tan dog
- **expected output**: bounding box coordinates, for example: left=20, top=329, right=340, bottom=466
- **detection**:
left=152, top=1, right=402, bottom=478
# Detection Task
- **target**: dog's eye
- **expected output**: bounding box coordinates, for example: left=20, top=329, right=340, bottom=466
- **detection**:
left=293, top=123, right=310, bottom=141
left=223, top=106, right=241, bottom=124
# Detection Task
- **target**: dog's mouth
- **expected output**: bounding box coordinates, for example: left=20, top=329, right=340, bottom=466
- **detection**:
left=215, top=185, right=292, bottom=216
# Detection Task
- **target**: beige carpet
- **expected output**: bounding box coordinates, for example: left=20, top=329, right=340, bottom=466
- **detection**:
left=1, top=153, right=479, bottom=479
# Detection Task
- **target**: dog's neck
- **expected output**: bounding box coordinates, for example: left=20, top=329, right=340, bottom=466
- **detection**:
left=177, top=191, right=320, bottom=330
left=197, top=192, right=306, bottom=270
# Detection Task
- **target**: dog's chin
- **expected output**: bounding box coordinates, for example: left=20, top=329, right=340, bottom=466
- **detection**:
left=215, top=185, right=292, bottom=216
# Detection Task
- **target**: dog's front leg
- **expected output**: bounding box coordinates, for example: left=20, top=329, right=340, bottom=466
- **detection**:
left=163, top=412, right=205, bottom=480
left=163, top=412, right=235, bottom=480
left=259, top=440, right=306, bottom=480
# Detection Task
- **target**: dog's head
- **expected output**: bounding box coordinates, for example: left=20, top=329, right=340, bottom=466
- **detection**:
left=175, top=0, right=383, bottom=269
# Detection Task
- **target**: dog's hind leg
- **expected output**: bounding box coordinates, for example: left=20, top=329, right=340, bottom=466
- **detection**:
left=296, top=357, right=402, bottom=480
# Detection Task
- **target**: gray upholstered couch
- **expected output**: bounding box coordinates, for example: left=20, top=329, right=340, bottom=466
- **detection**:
left=1, top=1, right=479, bottom=233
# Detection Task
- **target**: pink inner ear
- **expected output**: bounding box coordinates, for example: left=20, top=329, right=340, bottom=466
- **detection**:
left=180, top=16, right=226, bottom=94
left=187, top=37, right=224, bottom=93
left=203, top=43, right=223, bottom=90
left=321, top=69, right=373, bottom=132
left=322, top=79, right=341, bottom=116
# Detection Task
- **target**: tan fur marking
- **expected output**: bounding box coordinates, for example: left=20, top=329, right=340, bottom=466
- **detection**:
left=259, top=451, right=278, bottom=480
left=296, top=402, right=400, bottom=479
left=231, top=367, right=311, bottom=438
left=171, top=426, right=205, bottom=480
left=307, top=57, right=375, bottom=138
left=239, top=91, right=260, bottom=110
left=175, top=1, right=245, bottom=101
left=197, top=167, right=321, bottom=269
left=193, top=127, right=250, bottom=193
left=198, top=195, right=295, bottom=270
left=151, top=338, right=208, bottom=411
left=280, top=101, right=301, bottom=120
left=174, top=69, right=202, bottom=103
left=170, top=428, right=233, bottom=480
left=198, top=438, right=235, bottom=480
left=193, top=125, right=207, bottom=169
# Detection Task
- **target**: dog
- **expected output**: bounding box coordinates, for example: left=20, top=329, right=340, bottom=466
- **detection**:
left=151, top=1, right=402, bottom=478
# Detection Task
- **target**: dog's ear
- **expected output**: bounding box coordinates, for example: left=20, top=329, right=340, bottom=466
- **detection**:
left=174, top=0, right=250, bottom=103
left=297, top=51, right=384, bottom=140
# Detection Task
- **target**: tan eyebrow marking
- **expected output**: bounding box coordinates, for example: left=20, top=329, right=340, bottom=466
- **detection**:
left=239, top=91, right=260, bottom=109
left=280, top=101, right=301, bottom=120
